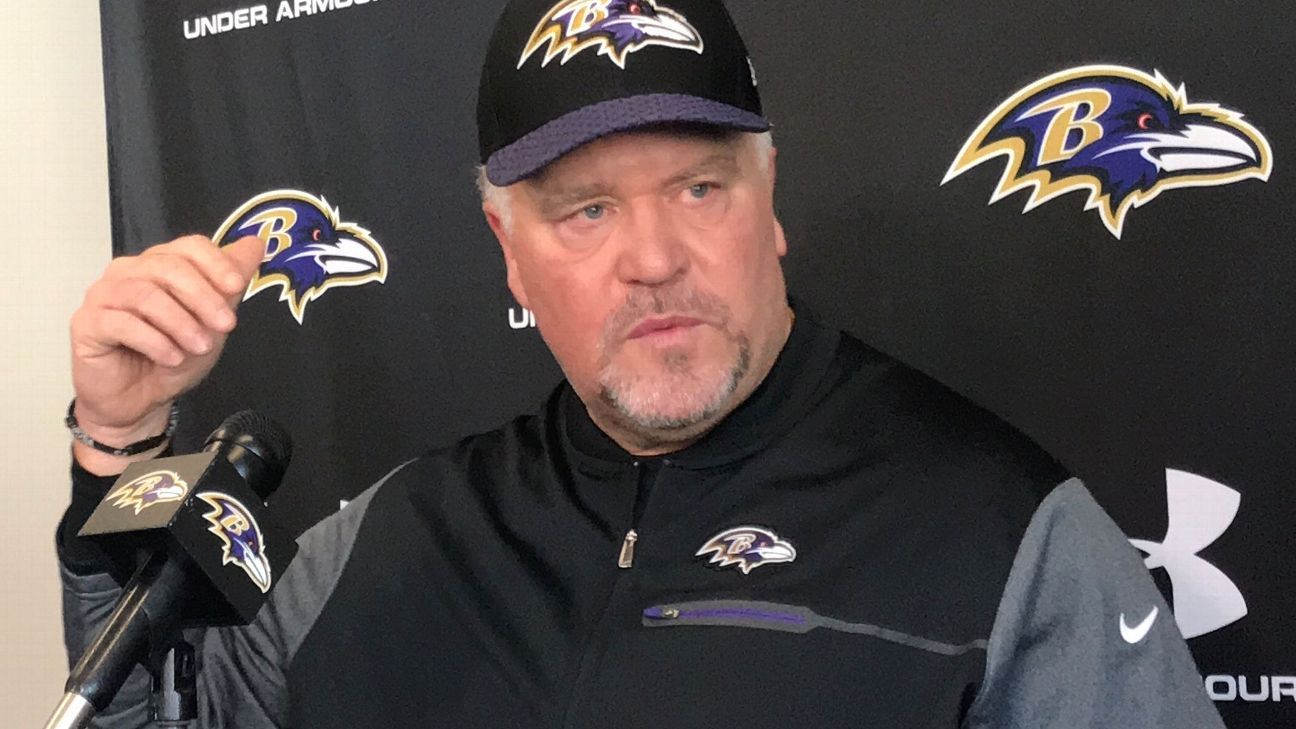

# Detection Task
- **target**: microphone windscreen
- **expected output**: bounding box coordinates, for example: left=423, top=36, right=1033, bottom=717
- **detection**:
left=204, top=409, right=292, bottom=466
left=203, top=410, right=292, bottom=501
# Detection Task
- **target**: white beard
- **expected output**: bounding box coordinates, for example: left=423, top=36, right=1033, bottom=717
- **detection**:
left=598, top=337, right=750, bottom=431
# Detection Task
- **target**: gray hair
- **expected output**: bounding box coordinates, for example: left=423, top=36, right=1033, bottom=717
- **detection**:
left=478, top=130, right=774, bottom=235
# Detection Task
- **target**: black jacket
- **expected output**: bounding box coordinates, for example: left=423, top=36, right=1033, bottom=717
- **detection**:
left=60, top=309, right=1223, bottom=727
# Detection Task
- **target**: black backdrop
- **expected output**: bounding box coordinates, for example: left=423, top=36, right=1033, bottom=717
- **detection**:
left=100, top=1, right=1295, bottom=725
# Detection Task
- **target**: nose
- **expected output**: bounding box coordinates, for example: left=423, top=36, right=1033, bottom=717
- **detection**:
left=612, top=199, right=689, bottom=286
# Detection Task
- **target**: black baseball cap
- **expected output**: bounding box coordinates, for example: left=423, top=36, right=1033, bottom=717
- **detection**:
left=477, top=0, right=769, bottom=186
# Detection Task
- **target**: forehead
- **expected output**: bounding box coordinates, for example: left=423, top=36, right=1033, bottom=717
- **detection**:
left=527, top=127, right=750, bottom=189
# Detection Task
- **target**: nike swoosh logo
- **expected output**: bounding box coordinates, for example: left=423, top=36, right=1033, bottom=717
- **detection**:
left=1120, top=606, right=1159, bottom=644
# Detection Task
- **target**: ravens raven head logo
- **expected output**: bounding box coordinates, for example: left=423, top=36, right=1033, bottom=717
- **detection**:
left=197, top=491, right=272, bottom=593
left=696, top=526, right=797, bottom=575
left=108, top=470, right=189, bottom=515
left=214, top=190, right=387, bottom=323
left=942, top=65, right=1272, bottom=239
left=519, top=0, right=703, bottom=70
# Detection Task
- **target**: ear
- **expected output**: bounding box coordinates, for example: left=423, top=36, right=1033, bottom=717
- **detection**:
left=756, top=142, right=777, bottom=255
left=483, top=201, right=530, bottom=308
left=763, top=144, right=785, bottom=257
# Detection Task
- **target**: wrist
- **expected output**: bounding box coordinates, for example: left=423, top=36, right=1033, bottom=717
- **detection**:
left=72, top=439, right=170, bottom=476
left=73, top=400, right=172, bottom=445
left=68, top=400, right=176, bottom=476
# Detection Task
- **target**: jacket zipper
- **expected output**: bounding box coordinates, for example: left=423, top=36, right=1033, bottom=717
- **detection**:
left=617, top=529, right=638, bottom=569
left=562, top=458, right=665, bottom=728
left=644, top=602, right=806, bottom=628
left=614, top=457, right=663, bottom=569
left=641, top=600, right=991, bottom=656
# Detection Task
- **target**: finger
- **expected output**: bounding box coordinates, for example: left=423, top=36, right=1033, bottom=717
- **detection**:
left=89, top=308, right=186, bottom=368
left=131, top=254, right=236, bottom=332
left=152, top=235, right=248, bottom=299
left=221, top=235, right=268, bottom=296
left=112, top=279, right=213, bottom=356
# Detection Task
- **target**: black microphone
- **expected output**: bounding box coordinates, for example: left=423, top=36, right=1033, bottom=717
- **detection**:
left=47, top=411, right=295, bottom=727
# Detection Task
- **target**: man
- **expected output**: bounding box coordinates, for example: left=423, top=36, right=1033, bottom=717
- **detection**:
left=59, top=0, right=1224, bottom=726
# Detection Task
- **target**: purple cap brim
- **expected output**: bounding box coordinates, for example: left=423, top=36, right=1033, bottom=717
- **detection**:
left=485, top=93, right=770, bottom=186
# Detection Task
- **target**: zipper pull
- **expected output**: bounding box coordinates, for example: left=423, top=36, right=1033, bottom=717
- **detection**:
left=618, top=529, right=638, bottom=569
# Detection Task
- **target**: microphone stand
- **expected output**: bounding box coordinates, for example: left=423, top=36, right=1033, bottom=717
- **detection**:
left=42, top=553, right=190, bottom=729
left=43, top=636, right=198, bottom=729
left=151, top=640, right=198, bottom=727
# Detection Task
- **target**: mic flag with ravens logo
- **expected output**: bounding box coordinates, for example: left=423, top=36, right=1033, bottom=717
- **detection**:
left=943, top=65, right=1272, bottom=239
left=214, top=190, right=387, bottom=323
left=106, top=470, right=190, bottom=516
left=198, top=491, right=273, bottom=594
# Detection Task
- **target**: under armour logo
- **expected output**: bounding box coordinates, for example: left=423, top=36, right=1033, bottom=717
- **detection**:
left=1130, top=469, right=1247, bottom=639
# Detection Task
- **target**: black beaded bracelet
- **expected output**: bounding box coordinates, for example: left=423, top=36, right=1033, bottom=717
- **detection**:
left=65, top=399, right=180, bottom=457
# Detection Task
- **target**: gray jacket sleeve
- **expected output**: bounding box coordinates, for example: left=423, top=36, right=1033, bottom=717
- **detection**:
left=963, top=478, right=1225, bottom=728
left=58, top=462, right=405, bottom=728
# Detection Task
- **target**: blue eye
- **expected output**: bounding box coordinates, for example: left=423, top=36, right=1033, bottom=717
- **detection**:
left=582, top=204, right=605, bottom=220
left=689, top=183, right=711, bottom=199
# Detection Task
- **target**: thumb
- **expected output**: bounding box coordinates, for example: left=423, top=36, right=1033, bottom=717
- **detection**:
left=223, top=235, right=267, bottom=303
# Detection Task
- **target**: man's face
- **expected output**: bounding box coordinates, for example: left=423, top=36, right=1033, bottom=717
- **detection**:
left=484, top=128, right=790, bottom=453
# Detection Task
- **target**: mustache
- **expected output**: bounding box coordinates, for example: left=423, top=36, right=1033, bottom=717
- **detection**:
left=601, top=287, right=732, bottom=345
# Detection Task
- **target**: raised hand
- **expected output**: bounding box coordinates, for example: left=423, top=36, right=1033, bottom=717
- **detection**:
left=69, top=234, right=265, bottom=474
